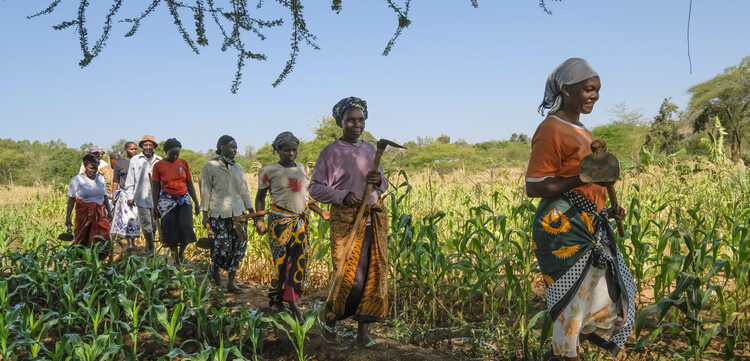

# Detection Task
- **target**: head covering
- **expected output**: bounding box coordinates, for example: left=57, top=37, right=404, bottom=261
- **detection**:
left=538, top=58, right=599, bottom=116
left=272, top=131, right=300, bottom=152
left=215, top=135, right=236, bottom=155
left=88, top=145, right=105, bottom=154
left=82, top=154, right=99, bottom=166
left=163, top=138, right=182, bottom=151
left=332, top=96, right=368, bottom=127
left=138, top=135, right=158, bottom=148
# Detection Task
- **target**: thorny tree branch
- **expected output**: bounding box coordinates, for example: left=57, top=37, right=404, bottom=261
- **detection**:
left=22, top=0, right=562, bottom=92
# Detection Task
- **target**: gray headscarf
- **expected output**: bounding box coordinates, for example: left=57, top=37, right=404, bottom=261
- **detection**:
left=272, top=131, right=299, bottom=152
left=538, top=58, right=598, bottom=116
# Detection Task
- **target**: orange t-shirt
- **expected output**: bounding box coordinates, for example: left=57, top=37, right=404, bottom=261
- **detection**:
left=152, top=159, right=191, bottom=196
left=526, top=115, right=606, bottom=210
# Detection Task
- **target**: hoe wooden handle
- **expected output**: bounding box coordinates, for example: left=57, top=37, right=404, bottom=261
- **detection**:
left=328, top=147, right=385, bottom=300
left=607, top=185, right=625, bottom=237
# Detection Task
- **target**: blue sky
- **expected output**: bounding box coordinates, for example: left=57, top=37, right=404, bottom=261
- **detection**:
left=1, top=1, right=748, bottom=153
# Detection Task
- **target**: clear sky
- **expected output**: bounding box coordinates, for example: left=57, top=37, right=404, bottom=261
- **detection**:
left=1, top=1, right=748, bottom=153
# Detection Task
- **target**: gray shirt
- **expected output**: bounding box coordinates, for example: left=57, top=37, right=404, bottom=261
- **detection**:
left=200, top=157, right=254, bottom=218
left=124, top=153, right=162, bottom=208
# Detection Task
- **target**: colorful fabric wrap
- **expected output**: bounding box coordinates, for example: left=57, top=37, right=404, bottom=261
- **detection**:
left=157, top=189, right=191, bottom=216
left=74, top=199, right=110, bottom=247
left=157, top=190, right=196, bottom=247
left=332, top=97, right=368, bottom=127
left=110, top=189, right=140, bottom=238
left=532, top=192, right=636, bottom=356
left=267, top=204, right=310, bottom=305
left=326, top=200, right=388, bottom=323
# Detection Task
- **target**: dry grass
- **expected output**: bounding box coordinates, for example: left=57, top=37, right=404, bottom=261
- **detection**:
left=0, top=185, right=54, bottom=206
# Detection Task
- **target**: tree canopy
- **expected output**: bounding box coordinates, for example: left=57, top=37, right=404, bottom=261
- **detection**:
left=688, top=56, right=750, bottom=162
left=18, top=0, right=561, bottom=92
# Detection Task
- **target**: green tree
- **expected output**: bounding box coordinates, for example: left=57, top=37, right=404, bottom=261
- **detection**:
left=645, top=98, right=681, bottom=155
left=591, top=103, right=649, bottom=162
left=108, top=139, right=133, bottom=155
left=435, top=134, right=451, bottom=144
left=17, top=1, right=561, bottom=92
left=688, top=56, right=750, bottom=162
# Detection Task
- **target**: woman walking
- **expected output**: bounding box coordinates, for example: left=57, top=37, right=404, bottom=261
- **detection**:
left=65, top=154, right=111, bottom=247
left=526, top=58, right=636, bottom=360
left=200, top=135, right=255, bottom=293
left=309, top=97, right=389, bottom=348
left=110, top=141, right=140, bottom=247
left=254, top=131, right=329, bottom=320
left=152, top=138, right=199, bottom=266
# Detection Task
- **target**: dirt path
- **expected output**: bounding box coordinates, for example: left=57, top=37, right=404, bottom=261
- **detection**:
left=122, top=246, right=458, bottom=361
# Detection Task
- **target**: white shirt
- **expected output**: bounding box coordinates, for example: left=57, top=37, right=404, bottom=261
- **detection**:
left=124, top=153, right=162, bottom=208
left=67, top=173, right=107, bottom=204
left=200, top=158, right=254, bottom=218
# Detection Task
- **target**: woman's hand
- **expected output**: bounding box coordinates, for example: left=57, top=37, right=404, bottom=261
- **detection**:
left=127, top=199, right=134, bottom=208
left=342, top=192, right=361, bottom=207
left=366, top=170, right=382, bottom=186
left=153, top=208, right=161, bottom=219
left=204, top=221, right=216, bottom=239
left=320, top=209, right=330, bottom=221
left=255, top=220, right=267, bottom=235
left=607, top=205, right=625, bottom=221
left=194, top=203, right=200, bottom=216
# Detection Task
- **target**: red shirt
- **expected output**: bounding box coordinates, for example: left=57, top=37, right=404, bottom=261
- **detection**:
left=152, top=159, right=191, bottom=196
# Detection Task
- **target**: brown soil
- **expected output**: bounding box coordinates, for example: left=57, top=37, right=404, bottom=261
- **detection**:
left=119, top=245, right=457, bottom=361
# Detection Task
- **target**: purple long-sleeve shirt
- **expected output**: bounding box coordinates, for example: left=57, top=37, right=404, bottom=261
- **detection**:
left=309, top=139, right=388, bottom=205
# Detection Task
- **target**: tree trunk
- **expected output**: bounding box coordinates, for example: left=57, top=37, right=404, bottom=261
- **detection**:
left=731, top=130, right=741, bottom=162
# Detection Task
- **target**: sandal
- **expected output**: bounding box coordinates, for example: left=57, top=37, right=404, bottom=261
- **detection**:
left=355, top=339, right=384, bottom=349
left=224, top=284, right=243, bottom=294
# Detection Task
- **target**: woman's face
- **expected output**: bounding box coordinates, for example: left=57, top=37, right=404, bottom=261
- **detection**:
left=125, top=143, right=138, bottom=158
left=221, top=140, right=238, bottom=160
left=165, top=147, right=181, bottom=162
left=341, top=108, right=365, bottom=142
left=278, top=143, right=298, bottom=164
left=562, top=76, right=601, bottom=115
left=84, top=163, right=98, bottom=178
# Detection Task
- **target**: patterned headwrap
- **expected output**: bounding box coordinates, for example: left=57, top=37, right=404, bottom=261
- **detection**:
left=215, top=135, right=235, bottom=155
left=538, top=58, right=598, bottom=116
left=272, top=131, right=299, bottom=152
left=163, top=138, right=182, bottom=151
left=332, top=96, right=368, bottom=127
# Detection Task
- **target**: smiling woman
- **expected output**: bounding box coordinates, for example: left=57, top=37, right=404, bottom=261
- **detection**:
left=525, top=58, right=636, bottom=361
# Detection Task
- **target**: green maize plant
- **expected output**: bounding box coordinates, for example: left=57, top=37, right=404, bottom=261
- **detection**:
left=78, top=290, right=109, bottom=336
left=19, top=305, right=59, bottom=358
left=71, top=333, right=121, bottom=361
left=119, top=293, right=143, bottom=358
left=154, top=302, right=186, bottom=350
left=264, top=307, right=318, bottom=361
left=232, top=307, right=264, bottom=360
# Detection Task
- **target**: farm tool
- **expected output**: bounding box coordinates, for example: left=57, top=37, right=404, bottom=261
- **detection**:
left=579, top=139, right=625, bottom=237
left=196, top=199, right=318, bottom=249
left=328, top=138, right=405, bottom=298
